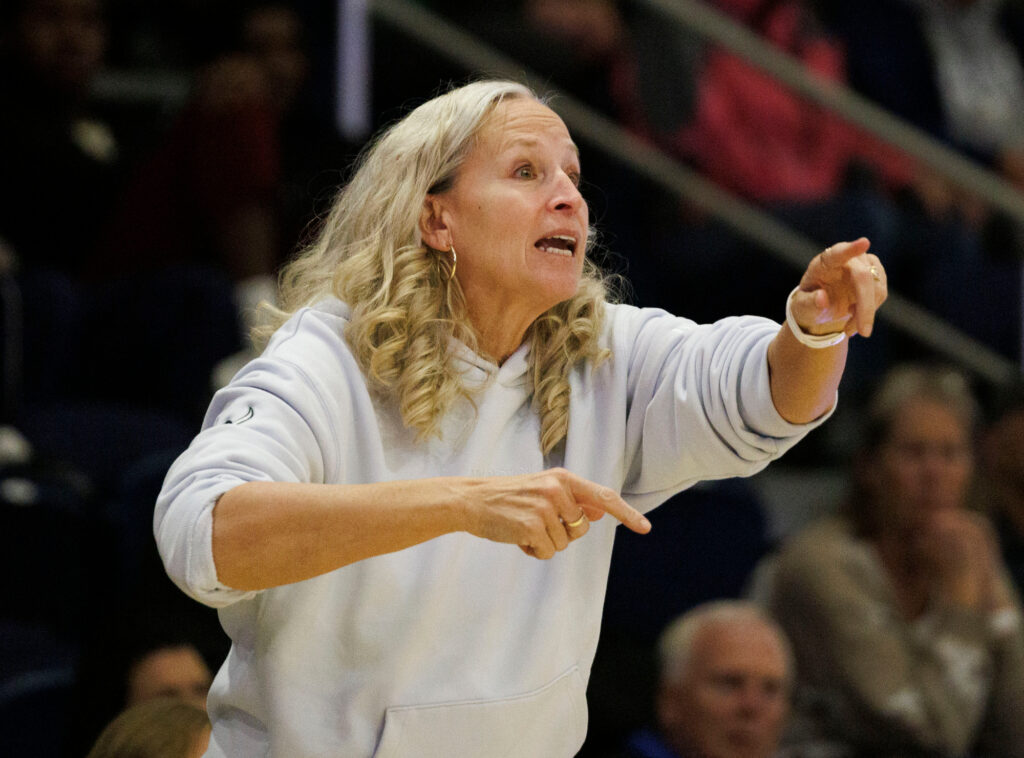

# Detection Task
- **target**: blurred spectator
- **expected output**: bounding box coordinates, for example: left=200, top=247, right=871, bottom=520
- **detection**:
left=976, top=383, right=1024, bottom=595
left=675, top=0, right=913, bottom=206
left=765, top=364, right=1024, bottom=757
left=68, top=603, right=224, bottom=756
left=0, top=14, right=208, bottom=721
left=241, top=3, right=346, bottom=241
left=85, top=697, right=210, bottom=758
left=623, top=600, right=792, bottom=758
left=824, top=0, right=1024, bottom=177
left=100, top=1, right=356, bottom=348
left=0, top=0, right=238, bottom=466
left=102, top=0, right=238, bottom=72
left=512, top=0, right=702, bottom=136
left=430, top=0, right=701, bottom=133
left=0, top=0, right=118, bottom=275
left=125, top=642, right=213, bottom=710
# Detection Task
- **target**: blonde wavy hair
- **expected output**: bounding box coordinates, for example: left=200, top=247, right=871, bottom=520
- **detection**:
left=263, top=80, right=612, bottom=453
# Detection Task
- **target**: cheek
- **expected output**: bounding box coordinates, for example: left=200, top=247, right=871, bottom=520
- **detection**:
left=947, top=458, right=972, bottom=481
left=893, top=461, right=923, bottom=489
left=766, top=699, right=789, bottom=727
left=694, top=692, right=736, bottom=721
left=942, top=462, right=973, bottom=500
left=462, top=200, right=522, bottom=248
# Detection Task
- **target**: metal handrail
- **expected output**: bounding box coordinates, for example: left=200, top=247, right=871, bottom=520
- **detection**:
left=369, top=0, right=1020, bottom=385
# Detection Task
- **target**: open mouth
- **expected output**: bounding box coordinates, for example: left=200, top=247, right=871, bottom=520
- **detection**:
left=535, top=235, right=577, bottom=257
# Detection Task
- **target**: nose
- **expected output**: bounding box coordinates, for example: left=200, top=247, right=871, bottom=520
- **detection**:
left=921, top=453, right=947, bottom=480
left=549, top=171, right=584, bottom=213
left=918, top=444, right=965, bottom=480
left=735, top=682, right=774, bottom=716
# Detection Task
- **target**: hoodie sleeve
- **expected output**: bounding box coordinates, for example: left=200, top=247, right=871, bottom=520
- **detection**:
left=153, top=309, right=354, bottom=607
left=614, top=306, right=832, bottom=509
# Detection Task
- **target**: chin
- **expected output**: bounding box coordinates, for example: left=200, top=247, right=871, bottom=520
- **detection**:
left=548, top=272, right=584, bottom=301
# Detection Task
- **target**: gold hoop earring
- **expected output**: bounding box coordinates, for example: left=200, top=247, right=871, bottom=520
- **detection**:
left=445, top=244, right=457, bottom=281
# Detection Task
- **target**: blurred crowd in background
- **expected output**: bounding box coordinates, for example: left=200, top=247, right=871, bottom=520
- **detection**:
left=2, top=0, right=1024, bottom=756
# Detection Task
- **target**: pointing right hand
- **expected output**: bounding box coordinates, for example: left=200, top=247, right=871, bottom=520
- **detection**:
left=457, top=468, right=650, bottom=560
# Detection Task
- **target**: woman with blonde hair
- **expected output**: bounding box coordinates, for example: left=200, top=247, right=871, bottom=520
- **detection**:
left=155, top=79, right=887, bottom=756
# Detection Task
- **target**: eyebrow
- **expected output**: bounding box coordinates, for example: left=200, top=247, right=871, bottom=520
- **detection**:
left=502, top=136, right=580, bottom=157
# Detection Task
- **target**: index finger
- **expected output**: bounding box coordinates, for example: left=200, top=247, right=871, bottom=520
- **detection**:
left=820, top=237, right=871, bottom=271
left=567, top=474, right=651, bottom=534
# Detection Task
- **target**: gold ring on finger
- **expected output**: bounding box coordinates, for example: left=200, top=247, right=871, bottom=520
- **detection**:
left=566, top=512, right=587, bottom=529
left=870, top=265, right=880, bottom=282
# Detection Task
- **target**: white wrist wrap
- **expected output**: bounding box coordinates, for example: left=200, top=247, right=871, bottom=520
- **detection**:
left=786, top=287, right=846, bottom=349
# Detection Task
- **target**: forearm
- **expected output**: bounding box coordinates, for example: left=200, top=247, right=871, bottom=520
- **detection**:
left=766, top=323, right=847, bottom=424
left=212, top=479, right=466, bottom=590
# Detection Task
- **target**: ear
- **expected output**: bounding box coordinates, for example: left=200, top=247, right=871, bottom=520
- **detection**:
left=419, top=195, right=451, bottom=251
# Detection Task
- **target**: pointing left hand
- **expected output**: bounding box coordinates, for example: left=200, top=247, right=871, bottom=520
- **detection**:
left=789, top=238, right=887, bottom=339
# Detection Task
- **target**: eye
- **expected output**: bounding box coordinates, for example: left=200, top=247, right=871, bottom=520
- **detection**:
left=567, top=169, right=582, bottom=187
left=761, top=679, right=785, bottom=699
left=514, top=164, right=535, bottom=179
left=710, top=673, right=744, bottom=694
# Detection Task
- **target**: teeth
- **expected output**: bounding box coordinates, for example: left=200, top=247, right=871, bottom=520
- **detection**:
left=537, top=235, right=577, bottom=256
